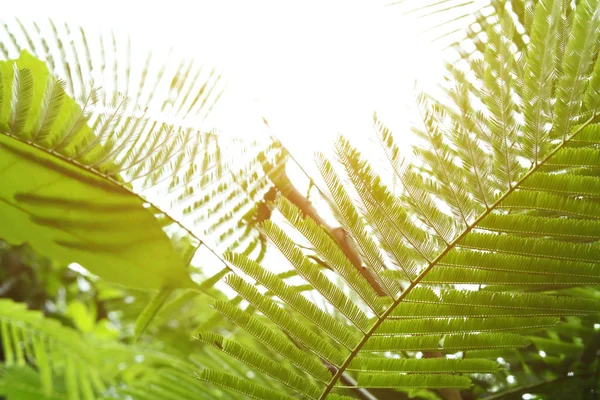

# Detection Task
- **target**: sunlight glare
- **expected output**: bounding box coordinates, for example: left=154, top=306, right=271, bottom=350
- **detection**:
left=7, top=0, right=446, bottom=164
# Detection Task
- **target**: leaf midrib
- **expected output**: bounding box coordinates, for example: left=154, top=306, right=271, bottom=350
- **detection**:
left=0, top=130, right=203, bottom=246
left=318, top=112, right=600, bottom=399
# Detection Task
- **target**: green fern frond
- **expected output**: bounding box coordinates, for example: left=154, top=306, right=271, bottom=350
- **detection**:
left=195, top=369, right=296, bottom=400
left=545, top=147, right=600, bottom=168
left=224, top=274, right=346, bottom=365
left=0, top=52, right=192, bottom=290
left=326, top=395, right=356, bottom=400
left=212, top=1, right=600, bottom=389
left=225, top=252, right=361, bottom=349
left=0, top=19, right=223, bottom=120
left=375, top=317, right=559, bottom=335
left=458, top=232, right=600, bottom=263
left=315, top=153, right=402, bottom=296
left=3, top=1, right=597, bottom=398
left=478, top=213, right=600, bottom=240
left=434, top=249, right=600, bottom=282
left=391, top=288, right=600, bottom=318
left=480, top=17, right=521, bottom=185
left=0, top=299, right=121, bottom=399
left=211, top=300, right=333, bottom=382
left=32, top=76, right=66, bottom=142
left=10, top=65, right=34, bottom=136
left=520, top=170, right=600, bottom=197
left=522, top=0, right=562, bottom=163
left=389, top=0, right=488, bottom=53
left=275, top=197, right=384, bottom=312
left=1, top=18, right=283, bottom=265
left=373, top=128, right=457, bottom=243
left=197, top=332, right=322, bottom=398
left=332, top=141, right=439, bottom=272
left=260, top=220, right=372, bottom=331
left=414, top=98, right=479, bottom=221
left=348, top=357, right=499, bottom=373
left=362, top=333, right=530, bottom=352
left=567, top=122, right=600, bottom=145
left=529, top=336, right=584, bottom=356
left=354, top=373, right=473, bottom=389
left=585, top=51, right=600, bottom=110
left=552, top=0, right=600, bottom=140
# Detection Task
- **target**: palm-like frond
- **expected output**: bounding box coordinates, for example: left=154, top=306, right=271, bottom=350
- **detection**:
left=0, top=299, right=122, bottom=399
left=390, top=0, right=490, bottom=51
left=0, top=297, right=250, bottom=399
left=197, top=0, right=600, bottom=397
left=0, top=19, right=290, bottom=294
left=1, top=18, right=291, bottom=268
left=0, top=51, right=193, bottom=290
left=0, top=25, right=310, bottom=397
left=392, top=0, right=578, bottom=64
left=181, top=137, right=287, bottom=260
left=0, top=19, right=223, bottom=122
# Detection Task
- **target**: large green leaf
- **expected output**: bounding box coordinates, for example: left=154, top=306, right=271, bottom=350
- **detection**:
left=0, top=51, right=192, bottom=290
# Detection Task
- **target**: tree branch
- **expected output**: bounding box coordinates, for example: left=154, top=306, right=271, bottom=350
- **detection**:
left=268, top=163, right=387, bottom=296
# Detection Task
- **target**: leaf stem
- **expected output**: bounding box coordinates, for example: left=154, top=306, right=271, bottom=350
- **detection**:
left=133, top=287, right=173, bottom=342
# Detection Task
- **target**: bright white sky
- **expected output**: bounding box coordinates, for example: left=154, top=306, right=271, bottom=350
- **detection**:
left=5, top=0, right=470, bottom=280
left=6, top=0, right=452, bottom=166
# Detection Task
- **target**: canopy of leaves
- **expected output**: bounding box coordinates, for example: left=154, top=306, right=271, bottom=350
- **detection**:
left=1, top=0, right=600, bottom=399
